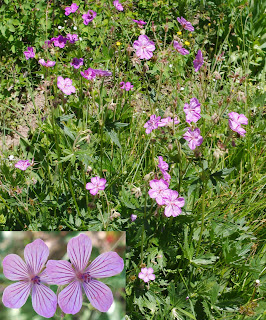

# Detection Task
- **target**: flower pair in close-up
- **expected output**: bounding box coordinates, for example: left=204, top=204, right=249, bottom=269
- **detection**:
left=2, top=234, right=124, bottom=318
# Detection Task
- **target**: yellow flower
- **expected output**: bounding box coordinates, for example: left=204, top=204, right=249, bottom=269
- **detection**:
left=177, top=31, right=182, bottom=35
left=185, top=41, right=190, bottom=46
left=189, top=33, right=192, bottom=37
left=208, top=23, right=211, bottom=26
left=116, top=41, right=121, bottom=46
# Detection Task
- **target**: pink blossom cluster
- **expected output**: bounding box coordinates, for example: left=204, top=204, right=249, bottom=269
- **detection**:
left=86, top=176, right=107, bottom=195
left=81, top=68, right=112, bottom=80
left=113, top=0, right=124, bottom=11
left=70, top=57, right=84, bottom=69
left=138, top=267, right=155, bottom=282
left=183, top=128, right=203, bottom=150
left=184, top=98, right=201, bottom=124
left=2, top=234, right=124, bottom=317
left=173, top=40, right=189, bottom=55
left=14, top=160, right=32, bottom=171
left=57, top=76, right=76, bottom=95
left=158, top=156, right=171, bottom=182
left=228, top=112, right=248, bottom=136
left=133, top=35, right=155, bottom=60
left=82, top=10, right=97, bottom=25
left=148, top=177, right=185, bottom=217
left=39, top=59, right=56, bottom=68
left=65, top=3, right=79, bottom=16
left=177, top=17, right=194, bottom=32
left=120, top=81, right=134, bottom=91
left=144, top=115, right=179, bottom=134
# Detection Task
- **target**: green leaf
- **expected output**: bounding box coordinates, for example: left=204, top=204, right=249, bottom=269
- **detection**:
left=106, top=129, right=121, bottom=149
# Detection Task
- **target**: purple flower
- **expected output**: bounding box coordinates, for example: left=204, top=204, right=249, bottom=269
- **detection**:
left=53, top=35, right=68, bottom=48
left=57, top=76, right=76, bottom=95
left=148, top=179, right=169, bottom=205
left=82, top=10, right=97, bottom=25
left=86, top=176, right=107, bottom=195
left=65, top=3, right=79, bottom=16
left=158, top=117, right=180, bottom=127
left=184, top=97, right=201, bottom=123
left=193, top=50, right=204, bottom=72
left=133, top=35, right=155, bottom=60
left=70, top=57, right=84, bottom=69
left=144, top=115, right=161, bottom=134
left=66, top=33, right=78, bottom=44
left=113, top=0, right=124, bottom=11
left=46, top=234, right=124, bottom=314
left=173, top=40, right=189, bottom=55
left=138, top=268, right=155, bottom=282
left=228, top=112, right=248, bottom=136
left=2, top=239, right=57, bottom=318
left=131, top=214, right=137, bottom=221
left=183, top=128, right=203, bottom=150
left=14, top=160, right=31, bottom=171
left=177, top=17, right=194, bottom=32
left=23, top=47, right=35, bottom=60
left=80, top=68, right=96, bottom=80
left=158, top=156, right=169, bottom=172
left=132, top=19, right=147, bottom=26
left=93, top=69, right=112, bottom=77
left=38, top=59, right=56, bottom=67
left=163, top=190, right=185, bottom=217
left=120, top=81, right=134, bottom=91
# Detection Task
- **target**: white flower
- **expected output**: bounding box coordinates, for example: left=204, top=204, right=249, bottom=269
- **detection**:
left=58, top=26, right=62, bottom=30
left=73, top=26, right=77, bottom=30
left=8, top=155, right=15, bottom=160
left=79, top=37, right=82, bottom=41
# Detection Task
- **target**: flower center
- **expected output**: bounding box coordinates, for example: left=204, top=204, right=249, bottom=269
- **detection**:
left=77, top=272, right=92, bottom=284
left=31, top=275, right=41, bottom=285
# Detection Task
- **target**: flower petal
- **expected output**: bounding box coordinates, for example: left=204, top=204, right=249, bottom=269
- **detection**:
left=2, top=281, right=31, bottom=309
left=3, top=254, right=29, bottom=281
left=67, top=234, right=92, bottom=272
left=46, top=260, right=76, bottom=285
left=24, top=239, right=49, bottom=275
left=86, top=252, right=124, bottom=278
left=83, top=279, right=113, bottom=312
left=58, top=281, right=83, bottom=315
left=32, top=283, right=57, bottom=318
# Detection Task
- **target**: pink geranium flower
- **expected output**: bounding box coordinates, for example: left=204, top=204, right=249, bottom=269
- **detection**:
left=86, top=176, right=107, bottom=195
left=148, top=179, right=169, bottom=205
left=193, top=50, right=204, bottom=72
left=177, top=17, right=194, bottom=32
left=144, top=115, right=161, bottom=134
left=138, top=268, right=155, bottom=282
left=80, top=68, right=96, bottom=80
left=228, top=112, right=248, bottom=136
left=65, top=3, right=79, bottom=16
left=113, top=0, right=124, bottom=11
left=82, top=10, right=97, bottom=25
left=53, top=35, right=68, bottom=48
left=163, top=190, right=185, bottom=217
left=131, top=214, right=137, bottom=221
left=158, top=117, right=180, bottom=127
left=66, top=33, right=78, bottom=43
left=183, top=128, right=203, bottom=150
left=57, top=76, right=76, bottom=95
left=132, top=19, right=147, bottom=26
left=93, top=69, right=112, bottom=77
left=23, top=47, right=35, bottom=60
left=14, top=160, right=31, bottom=171
left=70, top=57, right=84, bottom=69
left=46, top=234, right=124, bottom=314
left=133, top=35, right=155, bottom=60
left=120, top=81, right=134, bottom=91
left=173, top=40, right=189, bottom=55
left=184, top=97, right=201, bottom=123
left=158, top=156, right=169, bottom=172
left=38, top=59, right=56, bottom=67
left=2, top=239, right=57, bottom=318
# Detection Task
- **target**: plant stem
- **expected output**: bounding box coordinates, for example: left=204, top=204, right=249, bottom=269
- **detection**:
left=196, top=183, right=206, bottom=256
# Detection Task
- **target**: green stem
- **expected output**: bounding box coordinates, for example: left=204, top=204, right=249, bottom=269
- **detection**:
left=196, top=183, right=206, bottom=256
left=67, top=166, right=81, bottom=218
left=140, top=183, right=148, bottom=264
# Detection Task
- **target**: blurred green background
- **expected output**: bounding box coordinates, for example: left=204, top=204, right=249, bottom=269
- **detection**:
left=0, top=231, right=126, bottom=320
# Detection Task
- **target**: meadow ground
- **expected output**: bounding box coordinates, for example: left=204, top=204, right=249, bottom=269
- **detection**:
left=0, top=0, right=265, bottom=319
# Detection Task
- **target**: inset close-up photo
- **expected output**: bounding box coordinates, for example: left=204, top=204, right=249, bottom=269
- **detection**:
left=0, top=231, right=125, bottom=320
